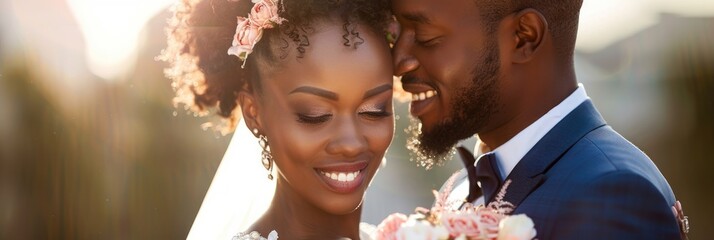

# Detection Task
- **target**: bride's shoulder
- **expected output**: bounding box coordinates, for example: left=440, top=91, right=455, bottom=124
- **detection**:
left=232, top=223, right=376, bottom=240
left=232, top=230, right=278, bottom=240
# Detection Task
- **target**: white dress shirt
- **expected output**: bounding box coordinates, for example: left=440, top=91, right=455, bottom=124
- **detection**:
left=447, top=84, right=590, bottom=207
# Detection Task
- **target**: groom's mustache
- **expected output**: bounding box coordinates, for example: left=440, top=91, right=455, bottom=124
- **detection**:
left=401, top=74, right=430, bottom=85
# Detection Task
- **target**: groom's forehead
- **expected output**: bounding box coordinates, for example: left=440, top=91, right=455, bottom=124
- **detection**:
left=398, top=11, right=432, bottom=24
left=393, top=0, right=479, bottom=22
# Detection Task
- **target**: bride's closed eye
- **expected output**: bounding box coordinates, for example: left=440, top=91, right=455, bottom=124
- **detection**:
left=358, top=103, right=392, bottom=120
left=296, top=113, right=333, bottom=124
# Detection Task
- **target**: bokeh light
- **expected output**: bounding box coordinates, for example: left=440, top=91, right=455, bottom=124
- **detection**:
left=1, top=0, right=712, bottom=239
left=66, top=0, right=174, bottom=81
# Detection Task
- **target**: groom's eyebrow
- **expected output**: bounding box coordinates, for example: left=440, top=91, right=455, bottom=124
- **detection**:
left=401, top=12, right=431, bottom=24
left=290, top=86, right=338, bottom=100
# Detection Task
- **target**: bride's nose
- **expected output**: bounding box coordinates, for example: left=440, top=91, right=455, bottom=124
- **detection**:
left=325, top=119, right=368, bottom=157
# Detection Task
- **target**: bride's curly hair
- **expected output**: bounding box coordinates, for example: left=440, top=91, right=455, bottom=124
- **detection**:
left=160, top=0, right=391, bottom=134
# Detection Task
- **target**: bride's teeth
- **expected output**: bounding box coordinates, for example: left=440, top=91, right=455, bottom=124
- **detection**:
left=320, top=170, right=361, bottom=182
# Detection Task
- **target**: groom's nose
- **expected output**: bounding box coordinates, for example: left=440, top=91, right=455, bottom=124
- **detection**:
left=325, top=119, right=368, bottom=157
left=392, top=34, right=419, bottom=77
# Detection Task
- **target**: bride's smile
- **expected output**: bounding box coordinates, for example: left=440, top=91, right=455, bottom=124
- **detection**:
left=235, top=14, right=393, bottom=238
left=165, top=0, right=394, bottom=237
left=315, top=156, right=371, bottom=194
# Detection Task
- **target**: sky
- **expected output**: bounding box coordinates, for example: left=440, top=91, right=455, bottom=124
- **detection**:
left=7, top=0, right=714, bottom=80
left=577, top=0, right=714, bottom=52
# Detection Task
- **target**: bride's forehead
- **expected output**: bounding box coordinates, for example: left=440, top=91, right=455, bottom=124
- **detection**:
left=261, top=23, right=391, bottom=86
left=302, top=25, right=387, bottom=68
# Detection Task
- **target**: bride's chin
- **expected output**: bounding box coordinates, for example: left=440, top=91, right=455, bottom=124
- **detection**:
left=314, top=177, right=370, bottom=215
left=304, top=166, right=377, bottom=215
left=320, top=194, right=366, bottom=215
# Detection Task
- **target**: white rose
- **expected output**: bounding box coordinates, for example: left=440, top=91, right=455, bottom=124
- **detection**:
left=396, top=218, right=443, bottom=240
left=497, top=214, right=536, bottom=240
left=266, top=230, right=278, bottom=240
left=432, top=226, right=450, bottom=240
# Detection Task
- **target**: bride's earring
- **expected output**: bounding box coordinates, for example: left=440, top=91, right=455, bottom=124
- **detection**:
left=257, top=132, right=274, bottom=180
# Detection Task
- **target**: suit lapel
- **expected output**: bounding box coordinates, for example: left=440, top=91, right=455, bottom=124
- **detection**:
left=501, top=100, right=607, bottom=207
left=438, top=169, right=471, bottom=210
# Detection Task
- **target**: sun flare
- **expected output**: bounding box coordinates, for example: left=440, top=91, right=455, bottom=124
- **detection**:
left=66, top=0, right=175, bottom=81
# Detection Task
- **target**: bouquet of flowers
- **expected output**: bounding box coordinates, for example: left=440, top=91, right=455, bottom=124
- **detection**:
left=375, top=179, right=536, bottom=240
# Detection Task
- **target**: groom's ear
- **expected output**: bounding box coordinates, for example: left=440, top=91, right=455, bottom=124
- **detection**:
left=238, top=90, right=262, bottom=138
left=510, top=8, right=547, bottom=64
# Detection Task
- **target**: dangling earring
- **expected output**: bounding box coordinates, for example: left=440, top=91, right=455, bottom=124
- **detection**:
left=257, top=132, right=274, bottom=180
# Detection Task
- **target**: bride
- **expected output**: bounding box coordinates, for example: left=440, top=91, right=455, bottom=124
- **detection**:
left=162, top=0, right=394, bottom=239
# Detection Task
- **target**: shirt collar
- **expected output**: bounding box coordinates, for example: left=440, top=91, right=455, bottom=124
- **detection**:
left=476, top=84, right=590, bottom=180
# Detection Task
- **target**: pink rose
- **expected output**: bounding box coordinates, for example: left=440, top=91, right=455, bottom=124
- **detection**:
left=376, top=213, right=407, bottom=240
left=227, top=16, right=263, bottom=61
left=477, top=208, right=502, bottom=227
left=441, top=212, right=483, bottom=238
left=249, top=0, right=285, bottom=28
left=441, top=209, right=502, bottom=240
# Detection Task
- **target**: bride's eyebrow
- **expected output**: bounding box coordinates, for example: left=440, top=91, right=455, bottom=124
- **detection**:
left=288, top=84, right=392, bottom=101
left=289, top=86, right=338, bottom=100
left=363, top=84, right=393, bottom=100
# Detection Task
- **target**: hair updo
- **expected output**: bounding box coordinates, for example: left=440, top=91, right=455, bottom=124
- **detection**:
left=161, top=0, right=391, bottom=133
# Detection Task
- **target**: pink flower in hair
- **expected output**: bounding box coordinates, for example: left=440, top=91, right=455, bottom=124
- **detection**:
left=227, top=16, right=264, bottom=65
left=249, top=0, right=286, bottom=28
left=227, top=0, right=285, bottom=67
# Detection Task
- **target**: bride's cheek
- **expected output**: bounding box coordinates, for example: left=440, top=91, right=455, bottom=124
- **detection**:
left=281, top=127, right=327, bottom=161
left=370, top=119, right=395, bottom=150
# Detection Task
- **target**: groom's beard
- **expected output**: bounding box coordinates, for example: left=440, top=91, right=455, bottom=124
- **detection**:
left=407, top=39, right=501, bottom=168
left=406, top=116, right=457, bottom=169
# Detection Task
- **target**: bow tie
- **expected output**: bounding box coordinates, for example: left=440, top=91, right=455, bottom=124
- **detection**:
left=457, top=146, right=503, bottom=204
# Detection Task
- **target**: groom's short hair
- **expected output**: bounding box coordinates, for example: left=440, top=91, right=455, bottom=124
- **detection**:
left=475, top=0, right=584, bottom=57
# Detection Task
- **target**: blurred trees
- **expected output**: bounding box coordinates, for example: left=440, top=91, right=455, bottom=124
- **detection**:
left=0, top=7, right=712, bottom=240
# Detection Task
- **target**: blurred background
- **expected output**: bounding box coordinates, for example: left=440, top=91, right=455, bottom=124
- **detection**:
left=1, top=0, right=712, bottom=239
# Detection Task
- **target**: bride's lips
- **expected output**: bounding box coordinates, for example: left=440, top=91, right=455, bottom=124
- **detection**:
left=402, top=83, right=438, bottom=117
left=314, top=161, right=369, bottom=194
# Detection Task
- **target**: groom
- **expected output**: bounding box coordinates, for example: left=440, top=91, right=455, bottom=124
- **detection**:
left=391, top=0, right=682, bottom=239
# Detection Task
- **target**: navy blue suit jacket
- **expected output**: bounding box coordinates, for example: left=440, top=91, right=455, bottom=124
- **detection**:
left=449, top=100, right=680, bottom=239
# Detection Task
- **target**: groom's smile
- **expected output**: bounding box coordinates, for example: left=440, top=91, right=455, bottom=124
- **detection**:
left=392, top=0, right=505, bottom=157
left=401, top=75, right=439, bottom=118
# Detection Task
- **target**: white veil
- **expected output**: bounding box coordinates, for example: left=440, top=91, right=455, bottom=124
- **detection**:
left=187, top=119, right=276, bottom=239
